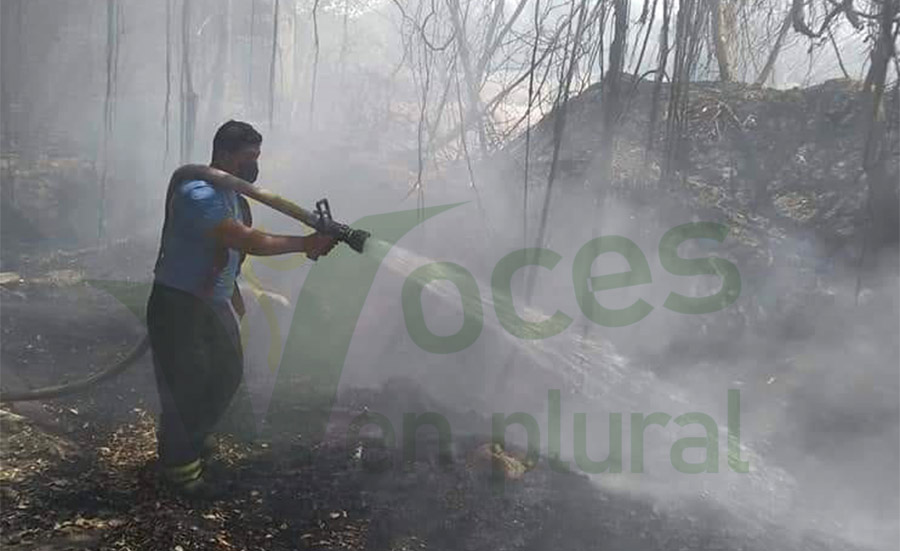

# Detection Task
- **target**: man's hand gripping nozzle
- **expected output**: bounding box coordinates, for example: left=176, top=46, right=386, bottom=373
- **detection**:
left=311, top=198, right=370, bottom=255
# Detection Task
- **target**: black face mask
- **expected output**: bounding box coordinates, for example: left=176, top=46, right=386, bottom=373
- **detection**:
left=237, top=160, right=259, bottom=183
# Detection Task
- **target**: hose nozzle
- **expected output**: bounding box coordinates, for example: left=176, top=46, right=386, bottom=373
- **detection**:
left=337, top=225, right=370, bottom=253
left=312, top=198, right=370, bottom=253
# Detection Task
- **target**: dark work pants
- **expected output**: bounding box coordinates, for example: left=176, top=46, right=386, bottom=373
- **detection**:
left=146, top=283, right=244, bottom=467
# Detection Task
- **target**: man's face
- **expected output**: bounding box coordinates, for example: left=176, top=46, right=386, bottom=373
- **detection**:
left=231, top=144, right=261, bottom=183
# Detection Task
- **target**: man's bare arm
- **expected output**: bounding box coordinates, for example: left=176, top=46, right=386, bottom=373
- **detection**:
left=212, top=218, right=336, bottom=258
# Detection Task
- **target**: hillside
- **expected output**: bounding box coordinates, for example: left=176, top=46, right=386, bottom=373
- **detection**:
left=499, top=77, right=899, bottom=252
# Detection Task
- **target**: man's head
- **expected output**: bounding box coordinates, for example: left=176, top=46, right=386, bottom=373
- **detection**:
left=211, top=120, right=262, bottom=183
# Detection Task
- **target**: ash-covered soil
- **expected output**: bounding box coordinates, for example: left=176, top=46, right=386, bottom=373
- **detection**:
left=1, top=269, right=877, bottom=551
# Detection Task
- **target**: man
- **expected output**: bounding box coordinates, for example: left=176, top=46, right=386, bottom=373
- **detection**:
left=148, top=120, right=335, bottom=497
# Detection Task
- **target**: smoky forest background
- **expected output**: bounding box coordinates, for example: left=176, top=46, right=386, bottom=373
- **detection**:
left=1, top=1, right=898, bottom=550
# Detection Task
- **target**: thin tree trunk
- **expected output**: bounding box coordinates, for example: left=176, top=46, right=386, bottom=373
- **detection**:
left=647, top=0, right=671, bottom=156
left=164, top=0, right=172, bottom=158
left=208, top=0, right=231, bottom=128
left=629, top=0, right=660, bottom=84
left=338, top=0, right=350, bottom=88
left=523, top=0, right=542, bottom=246
left=861, top=0, right=898, bottom=247
left=248, top=0, right=257, bottom=108
left=269, top=0, right=280, bottom=128
left=855, top=0, right=898, bottom=302
left=827, top=26, right=851, bottom=79
left=709, top=0, right=733, bottom=82
left=665, top=0, right=706, bottom=176
left=181, top=0, right=197, bottom=164
left=478, top=0, right=529, bottom=80
left=446, top=0, right=489, bottom=155
left=428, top=14, right=567, bottom=153
left=99, top=0, right=119, bottom=240
left=309, top=0, right=321, bottom=129
left=755, top=8, right=792, bottom=86
left=291, top=0, right=304, bottom=124
left=598, top=0, right=629, bottom=181
left=1, top=0, right=24, bottom=207
left=530, top=0, right=590, bottom=270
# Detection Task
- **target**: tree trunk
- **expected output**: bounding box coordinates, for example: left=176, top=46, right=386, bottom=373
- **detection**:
left=207, top=0, right=231, bottom=128
left=164, top=0, right=173, bottom=158
left=860, top=0, right=899, bottom=248
left=309, top=0, right=321, bottom=129
left=0, top=0, right=24, bottom=208
left=446, top=0, right=490, bottom=155
left=755, top=8, right=792, bottom=86
left=598, top=0, right=629, bottom=181
left=647, top=0, right=671, bottom=156
left=99, top=0, right=119, bottom=240
left=709, top=0, right=733, bottom=82
left=181, top=0, right=197, bottom=164
left=269, top=0, right=279, bottom=128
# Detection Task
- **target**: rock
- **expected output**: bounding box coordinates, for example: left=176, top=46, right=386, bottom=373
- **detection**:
left=0, top=408, right=28, bottom=433
left=0, top=272, right=22, bottom=286
left=467, top=443, right=535, bottom=481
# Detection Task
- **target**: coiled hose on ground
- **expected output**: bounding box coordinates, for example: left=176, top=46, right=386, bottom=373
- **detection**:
left=0, top=337, right=150, bottom=402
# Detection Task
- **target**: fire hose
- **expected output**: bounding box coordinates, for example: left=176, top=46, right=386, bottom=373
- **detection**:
left=0, top=165, right=370, bottom=403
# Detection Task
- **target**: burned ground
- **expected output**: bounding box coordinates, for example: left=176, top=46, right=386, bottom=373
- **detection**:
left=0, top=255, right=879, bottom=550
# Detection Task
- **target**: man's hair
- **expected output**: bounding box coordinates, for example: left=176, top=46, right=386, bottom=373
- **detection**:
left=212, top=120, right=262, bottom=159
